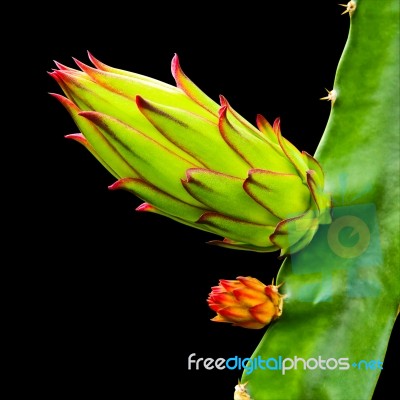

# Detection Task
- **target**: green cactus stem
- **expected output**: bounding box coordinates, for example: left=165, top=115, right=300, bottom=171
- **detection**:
left=243, top=0, right=399, bottom=399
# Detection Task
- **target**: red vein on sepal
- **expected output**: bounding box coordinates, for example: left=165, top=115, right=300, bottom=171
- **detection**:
left=303, top=151, right=325, bottom=183
left=243, top=169, right=287, bottom=219
left=197, top=211, right=238, bottom=225
left=171, top=53, right=218, bottom=115
left=269, top=215, right=302, bottom=246
left=306, top=170, right=320, bottom=211
left=218, top=104, right=227, bottom=118
left=219, top=95, right=265, bottom=140
left=78, top=110, right=113, bottom=126
left=275, top=118, right=307, bottom=179
left=207, top=239, right=279, bottom=252
left=73, top=57, right=97, bottom=74
left=273, top=118, right=281, bottom=135
left=51, top=67, right=84, bottom=80
left=49, top=70, right=92, bottom=107
left=48, top=91, right=67, bottom=101
left=48, top=92, right=75, bottom=108
left=256, top=114, right=274, bottom=133
left=51, top=94, right=139, bottom=179
left=79, top=109, right=198, bottom=172
left=53, top=68, right=89, bottom=85
left=218, top=106, right=253, bottom=167
left=183, top=167, right=232, bottom=184
left=136, top=95, right=187, bottom=127
left=256, top=114, right=279, bottom=143
left=269, top=208, right=317, bottom=256
left=48, top=72, right=70, bottom=93
left=135, top=95, right=210, bottom=168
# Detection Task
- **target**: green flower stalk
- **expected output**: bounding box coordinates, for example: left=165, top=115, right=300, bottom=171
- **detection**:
left=50, top=53, right=331, bottom=256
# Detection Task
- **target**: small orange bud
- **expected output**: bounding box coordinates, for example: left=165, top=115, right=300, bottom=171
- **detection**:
left=207, top=276, right=285, bottom=329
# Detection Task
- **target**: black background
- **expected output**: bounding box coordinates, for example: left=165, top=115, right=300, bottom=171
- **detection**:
left=26, top=0, right=399, bottom=398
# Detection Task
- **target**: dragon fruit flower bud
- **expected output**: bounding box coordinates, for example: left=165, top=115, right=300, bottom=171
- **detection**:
left=50, top=52, right=332, bottom=256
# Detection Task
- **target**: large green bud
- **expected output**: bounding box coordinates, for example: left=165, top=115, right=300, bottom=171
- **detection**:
left=50, top=52, right=332, bottom=256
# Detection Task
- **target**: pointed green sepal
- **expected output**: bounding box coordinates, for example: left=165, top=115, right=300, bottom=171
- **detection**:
left=256, top=114, right=279, bottom=144
left=87, top=51, right=175, bottom=88
left=303, top=151, right=325, bottom=187
left=50, top=93, right=138, bottom=179
left=171, top=53, right=220, bottom=115
left=182, top=168, right=279, bottom=225
left=219, top=106, right=297, bottom=174
left=244, top=169, right=311, bottom=220
left=74, top=57, right=215, bottom=121
left=275, top=118, right=309, bottom=180
left=136, top=96, right=249, bottom=177
left=219, top=95, right=268, bottom=141
left=278, top=222, right=320, bottom=257
left=208, top=238, right=279, bottom=252
left=270, top=209, right=319, bottom=254
left=109, top=177, right=206, bottom=221
left=197, top=212, right=276, bottom=247
left=136, top=203, right=218, bottom=235
left=79, top=111, right=203, bottom=206
left=307, top=170, right=332, bottom=224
